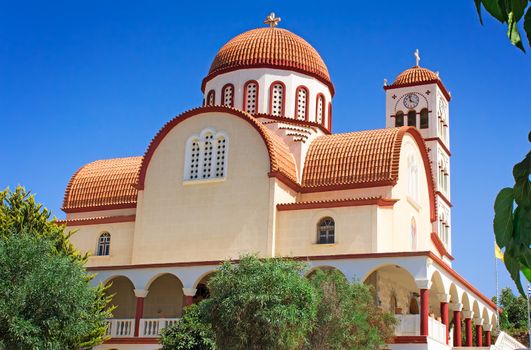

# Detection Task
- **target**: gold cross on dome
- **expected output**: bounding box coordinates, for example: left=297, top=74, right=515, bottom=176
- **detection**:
left=264, top=12, right=281, bottom=28
left=414, top=48, right=421, bottom=66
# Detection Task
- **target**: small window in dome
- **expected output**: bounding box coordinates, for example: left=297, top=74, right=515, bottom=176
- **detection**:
left=395, top=111, right=404, bottom=127
left=295, top=86, right=308, bottom=121
left=327, top=102, right=332, bottom=129
left=316, top=94, right=325, bottom=125
left=244, top=81, right=259, bottom=114
left=222, top=84, right=234, bottom=107
left=206, top=90, right=216, bottom=106
left=269, top=82, right=285, bottom=117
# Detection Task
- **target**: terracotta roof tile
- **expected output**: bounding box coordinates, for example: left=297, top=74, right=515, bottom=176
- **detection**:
left=302, top=127, right=407, bottom=188
left=63, top=156, right=142, bottom=212
left=203, top=28, right=333, bottom=93
left=389, top=66, right=440, bottom=87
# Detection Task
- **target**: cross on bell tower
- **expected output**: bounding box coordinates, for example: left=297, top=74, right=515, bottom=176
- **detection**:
left=264, top=12, right=281, bottom=28
left=414, top=48, right=420, bottom=67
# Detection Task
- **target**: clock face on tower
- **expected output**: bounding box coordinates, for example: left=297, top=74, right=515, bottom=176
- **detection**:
left=403, top=93, right=419, bottom=109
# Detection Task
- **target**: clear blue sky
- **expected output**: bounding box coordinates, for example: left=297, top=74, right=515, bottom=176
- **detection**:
left=1, top=1, right=529, bottom=298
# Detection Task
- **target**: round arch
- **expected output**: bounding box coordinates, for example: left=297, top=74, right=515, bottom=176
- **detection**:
left=449, top=283, right=460, bottom=304
left=305, top=265, right=345, bottom=278
left=362, top=264, right=418, bottom=314
left=461, top=292, right=471, bottom=313
left=144, top=273, right=185, bottom=318
left=104, top=275, right=136, bottom=319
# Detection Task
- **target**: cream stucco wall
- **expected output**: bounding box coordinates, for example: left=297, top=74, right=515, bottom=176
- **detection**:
left=391, top=134, right=435, bottom=255
left=275, top=205, right=376, bottom=257
left=131, top=112, right=274, bottom=264
left=68, top=221, right=135, bottom=267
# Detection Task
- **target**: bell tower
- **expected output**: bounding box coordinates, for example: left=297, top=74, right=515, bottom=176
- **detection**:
left=383, top=50, right=453, bottom=259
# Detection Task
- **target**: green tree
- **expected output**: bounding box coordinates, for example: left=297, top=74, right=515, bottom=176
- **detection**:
left=160, top=304, right=216, bottom=350
left=0, top=187, right=111, bottom=348
left=494, top=287, right=530, bottom=346
left=493, top=139, right=530, bottom=297
left=474, top=0, right=531, bottom=52
left=0, top=235, right=112, bottom=349
left=201, top=255, right=318, bottom=350
left=305, top=269, right=396, bottom=350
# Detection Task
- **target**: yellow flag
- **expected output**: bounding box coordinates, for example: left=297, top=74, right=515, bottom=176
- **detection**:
left=495, top=243, right=504, bottom=262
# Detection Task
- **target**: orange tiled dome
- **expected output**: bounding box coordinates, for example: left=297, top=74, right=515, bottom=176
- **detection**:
left=390, top=66, right=440, bottom=87
left=203, top=28, right=332, bottom=92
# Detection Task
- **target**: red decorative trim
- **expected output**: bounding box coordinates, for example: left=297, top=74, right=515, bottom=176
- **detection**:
left=221, top=83, right=234, bottom=107
left=391, top=336, right=427, bottom=344
left=137, top=106, right=297, bottom=190
left=63, top=202, right=136, bottom=213
left=431, top=232, right=455, bottom=261
left=201, top=64, right=335, bottom=96
left=104, top=337, right=159, bottom=344
left=206, top=89, right=215, bottom=106
left=294, top=85, right=309, bottom=121
left=243, top=80, right=259, bottom=113
left=277, top=197, right=398, bottom=211
left=256, top=114, right=330, bottom=134
left=315, top=93, right=326, bottom=126
left=435, top=191, right=452, bottom=208
left=424, top=137, right=451, bottom=156
left=65, top=215, right=136, bottom=226
left=268, top=80, right=286, bottom=117
left=384, top=80, right=451, bottom=102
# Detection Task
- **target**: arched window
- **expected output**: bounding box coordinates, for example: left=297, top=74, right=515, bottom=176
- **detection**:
left=407, top=153, right=419, bottom=202
left=221, top=84, right=234, bottom=107
left=295, top=86, right=308, bottom=121
left=327, top=102, right=332, bottom=129
left=215, top=136, right=226, bottom=177
left=189, top=138, right=200, bottom=179
left=202, top=132, right=214, bottom=179
left=206, top=90, right=216, bottom=106
left=97, top=232, right=111, bottom=256
left=243, top=80, right=259, bottom=114
left=420, top=108, right=429, bottom=129
left=185, top=128, right=228, bottom=181
left=407, top=110, right=416, bottom=127
left=269, top=81, right=285, bottom=116
left=411, top=217, right=417, bottom=250
left=316, top=94, right=325, bottom=125
left=317, top=217, right=335, bottom=244
left=395, top=111, right=404, bottom=127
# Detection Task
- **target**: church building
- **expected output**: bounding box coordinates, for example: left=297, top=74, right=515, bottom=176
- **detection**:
left=63, top=13, right=501, bottom=349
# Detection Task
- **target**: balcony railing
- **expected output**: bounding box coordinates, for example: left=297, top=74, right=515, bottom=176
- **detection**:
left=140, top=318, right=180, bottom=337
left=107, top=318, right=135, bottom=338
left=395, top=314, right=420, bottom=336
left=394, top=314, right=447, bottom=344
left=427, top=316, right=446, bottom=344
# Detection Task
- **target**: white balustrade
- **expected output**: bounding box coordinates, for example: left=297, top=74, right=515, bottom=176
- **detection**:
left=394, top=314, right=420, bottom=336
left=107, top=319, right=135, bottom=338
left=494, top=331, right=526, bottom=350
left=140, top=318, right=179, bottom=337
left=428, top=316, right=447, bottom=344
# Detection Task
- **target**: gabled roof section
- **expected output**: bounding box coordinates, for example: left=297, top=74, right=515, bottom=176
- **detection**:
left=63, top=156, right=142, bottom=213
left=303, top=128, right=405, bottom=188
left=136, top=106, right=297, bottom=189
left=302, top=126, right=436, bottom=221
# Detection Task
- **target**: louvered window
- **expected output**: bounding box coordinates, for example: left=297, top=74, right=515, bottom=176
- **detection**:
left=244, top=81, right=258, bottom=114
left=270, top=83, right=284, bottom=116
left=222, top=84, right=234, bottom=107
left=296, top=87, right=308, bottom=120
left=185, top=128, right=228, bottom=181
left=316, top=95, right=324, bottom=124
